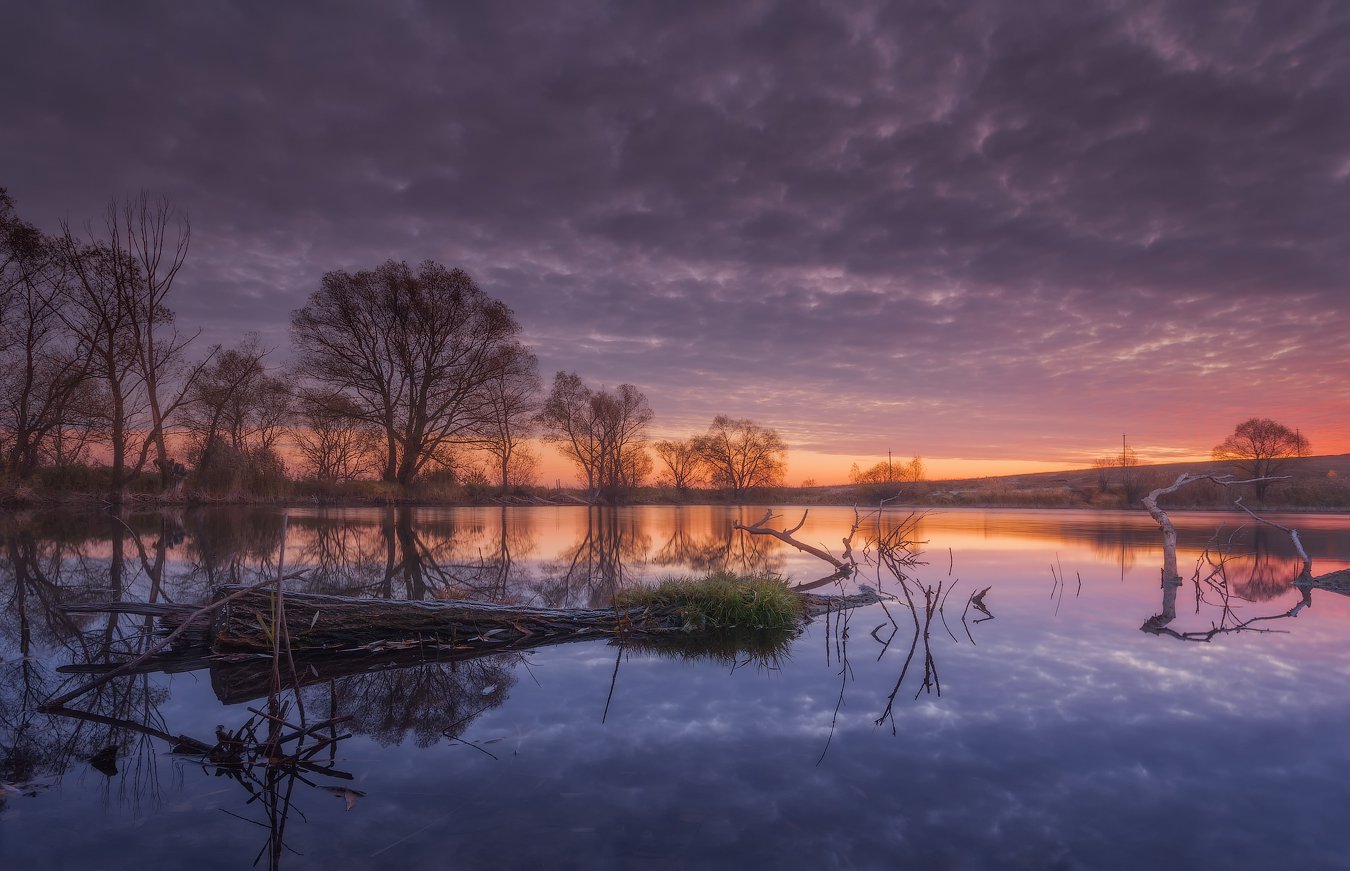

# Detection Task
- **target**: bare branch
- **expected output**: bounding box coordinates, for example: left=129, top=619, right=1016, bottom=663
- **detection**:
left=1232, top=496, right=1312, bottom=580
left=733, top=509, right=848, bottom=572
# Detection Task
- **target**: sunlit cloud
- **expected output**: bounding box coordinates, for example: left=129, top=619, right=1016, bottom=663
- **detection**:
left=3, top=1, right=1347, bottom=482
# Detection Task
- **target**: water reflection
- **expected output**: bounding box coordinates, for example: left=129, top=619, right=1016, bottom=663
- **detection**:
left=6, top=505, right=1350, bottom=869
left=1140, top=529, right=1350, bottom=643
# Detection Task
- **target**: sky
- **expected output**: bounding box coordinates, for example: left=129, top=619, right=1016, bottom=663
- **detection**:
left=3, top=1, right=1348, bottom=483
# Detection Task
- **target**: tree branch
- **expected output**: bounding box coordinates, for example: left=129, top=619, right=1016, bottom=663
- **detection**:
left=733, top=509, right=848, bottom=572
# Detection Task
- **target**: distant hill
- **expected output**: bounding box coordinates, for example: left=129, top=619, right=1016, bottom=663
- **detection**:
left=944, top=452, right=1350, bottom=488
left=796, top=454, right=1350, bottom=511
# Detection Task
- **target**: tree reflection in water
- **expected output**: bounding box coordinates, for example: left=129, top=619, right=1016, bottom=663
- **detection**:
left=9, top=505, right=1348, bottom=866
left=0, top=510, right=524, bottom=867
left=650, top=508, right=783, bottom=579
left=1138, top=521, right=1350, bottom=642
left=534, top=507, right=650, bottom=608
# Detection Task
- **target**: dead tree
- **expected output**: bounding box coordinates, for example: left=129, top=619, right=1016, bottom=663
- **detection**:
left=1141, top=472, right=1342, bottom=639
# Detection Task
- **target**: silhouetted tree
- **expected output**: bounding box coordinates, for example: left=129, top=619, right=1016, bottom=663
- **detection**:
left=51, top=195, right=206, bottom=497
left=693, top=416, right=786, bottom=496
left=1212, top=418, right=1310, bottom=500
left=476, top=348, right=541, bottom=493
left=291, top=260, right=528, bottom=486
left=537, top=372, right=652, bottom=499
left=654, top=438, right=704, bottom=492
left=0, top=193, right=93, bottom=481
left=55, top=226, right=141, bottom=498
left=849, top=456, right=924, bottom=484
left=182, top=337, right=292, bottom=495
left=111, top=193, right=205, bottom=489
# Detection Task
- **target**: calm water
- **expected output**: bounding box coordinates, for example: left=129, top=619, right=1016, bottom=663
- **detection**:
left=3, top=505, right=1350, bottom=870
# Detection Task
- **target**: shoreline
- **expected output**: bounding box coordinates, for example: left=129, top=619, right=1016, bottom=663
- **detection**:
left=3, top=491, right=1348, bottom=516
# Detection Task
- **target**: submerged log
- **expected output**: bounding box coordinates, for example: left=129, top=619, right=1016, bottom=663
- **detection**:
left=42, top=584, right=888, bottom=713
left=206, top=585, right=885, bottom=653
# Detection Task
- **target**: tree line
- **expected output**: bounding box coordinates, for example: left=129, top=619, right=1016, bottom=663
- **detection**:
left=0, top=189, right=790, bottom=502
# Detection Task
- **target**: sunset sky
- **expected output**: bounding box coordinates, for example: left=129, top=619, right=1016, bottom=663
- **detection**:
left=3, top=2, right=1347, bottom=483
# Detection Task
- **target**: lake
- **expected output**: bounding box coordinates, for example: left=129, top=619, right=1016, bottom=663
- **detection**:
left=3, top=505, right=1350, bottom=870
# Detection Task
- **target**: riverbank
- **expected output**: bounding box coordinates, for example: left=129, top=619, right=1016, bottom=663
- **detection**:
left=5, top=454, right=1349, bottom=513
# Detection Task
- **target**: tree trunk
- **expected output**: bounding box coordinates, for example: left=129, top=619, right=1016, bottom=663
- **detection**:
left=109, top=386, right=127, bottom=501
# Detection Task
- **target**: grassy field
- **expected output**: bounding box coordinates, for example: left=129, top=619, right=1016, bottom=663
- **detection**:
left=781, top=453, right=1350, bottom=511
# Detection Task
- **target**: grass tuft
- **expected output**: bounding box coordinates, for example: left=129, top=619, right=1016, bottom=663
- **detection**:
left=614, top=571, right=804, bottom=631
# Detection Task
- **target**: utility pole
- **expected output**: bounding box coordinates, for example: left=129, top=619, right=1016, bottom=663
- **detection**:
left=887, top=450, right=893, bottom=483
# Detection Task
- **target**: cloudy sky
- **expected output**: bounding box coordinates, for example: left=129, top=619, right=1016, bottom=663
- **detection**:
left=3, top=0, right=1347, bottom=481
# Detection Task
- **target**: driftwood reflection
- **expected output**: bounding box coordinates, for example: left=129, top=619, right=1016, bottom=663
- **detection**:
left=781, top=509, right=997, bottom=755
left=1140, top=510, right=1349, bottom=643
left=1140, top=542, right=1331, bottom=643
left=52, top=691, right=356, bottom=870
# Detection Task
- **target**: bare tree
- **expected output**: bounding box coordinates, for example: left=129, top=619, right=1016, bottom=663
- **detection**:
left=181, top=337, right=293, bottom=493
left=694, top=416, right=787, bottom=496
left=1091, top=436, right=1142, bottom=503
left=0, top=195, right=93, bottom=481
left=52, top=195, right=205, bottom=497
left=596, top=384, right=652, bottom=493
left=653, top=438, right=704, bottom=492
left=537, top=372, right=602, bottom=492
left=1212, top=418, right=1309, bottom=501
left=111, top=194, right=204, bottom=488
left=55, top=229, right=143, bottom=498
left=537, top=372, right=652, bottom=499
left=848, top=456, right=924, bottom=484
left=291, top=260, right=527, bottom=486
left=476, top=348, right=541, bottom=494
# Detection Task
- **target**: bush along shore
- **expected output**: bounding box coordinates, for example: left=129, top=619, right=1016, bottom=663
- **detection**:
left=6, top=454, right=1350, bottom=512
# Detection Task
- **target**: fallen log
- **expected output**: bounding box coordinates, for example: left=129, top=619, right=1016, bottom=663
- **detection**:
left=57, top=616, right=811, bottom=706
left=206, top=584, right=886, bottom=653
left=43, top=578, right=890, bottom=712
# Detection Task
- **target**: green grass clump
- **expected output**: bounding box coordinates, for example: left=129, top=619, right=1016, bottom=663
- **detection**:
left=615, top=571, right=804, bottom=631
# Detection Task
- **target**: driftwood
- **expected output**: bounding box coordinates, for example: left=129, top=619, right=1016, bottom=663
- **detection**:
left=42, top=508, right=891, bottom=708
left=41, top=584, right=889, bottom=710
left=53, top=583, right=886, bottom=659
left=1141, top=472, right=1346, bottom=638
left=733, top=510, right=851, bottom=574
left=207, top=585, right=884, bottom=653
left=1142, top=473, right=1286, bottom=586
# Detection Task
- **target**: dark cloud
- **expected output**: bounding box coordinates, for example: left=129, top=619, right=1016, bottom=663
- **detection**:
left=3, top=0, right=1347, bottom=471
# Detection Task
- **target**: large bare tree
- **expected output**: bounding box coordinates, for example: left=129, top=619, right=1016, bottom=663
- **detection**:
left=112, top=194, right=203, bottom=487
left=694, top=415, right=787, bottom=496
left=55, top=229, right=142, bottom=497
left=291, top=260, right=528, bottom=486
left=53, top=194, right=205, bottom=497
